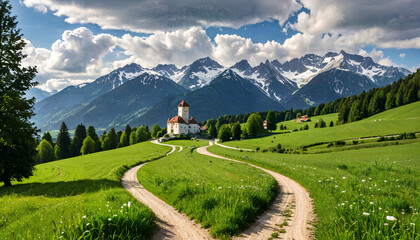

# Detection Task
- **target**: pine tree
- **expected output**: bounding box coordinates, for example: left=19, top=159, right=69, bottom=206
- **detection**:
left=70, top=136, right=82, bottom=157
left=385, top=92, right=396, bottom=110
left=42, top=132, right=54, bottom=146
left=266, top=111, right=277, bottom=131
left=81, top=136, right=95, bottom=155
left=56, top=122, right=72, bottom=159
left=348, top=100, right=362, bottom=122
left=107, top=128, right=118, bottom=149
left=232, top=123, right=242, bottom=140
left=37, top=140, right=55, bottom=163
left=124, top=124, right=132, bottom=138
left=329, top=121, right=334, bottom=127
left=0, top=0, right=39, bottom=186
left=74, top=124, right=87, bottom=142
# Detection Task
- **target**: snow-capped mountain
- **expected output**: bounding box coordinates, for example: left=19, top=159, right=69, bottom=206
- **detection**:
left=177, top=57, right=225, bottom=89
left=232, top=59, right=298, bottom=101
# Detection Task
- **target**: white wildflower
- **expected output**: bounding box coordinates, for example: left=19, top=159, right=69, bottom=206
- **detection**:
left=386, top=216, right=396, bottom=221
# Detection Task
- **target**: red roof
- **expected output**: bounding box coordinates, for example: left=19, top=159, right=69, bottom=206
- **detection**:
left=201, top=125, right=207, bottom=130
left=178, top=100, right=189, bottom=107
left=189, top=117, right=198, bottom=124
left=167, top=116, right=187, bottom=123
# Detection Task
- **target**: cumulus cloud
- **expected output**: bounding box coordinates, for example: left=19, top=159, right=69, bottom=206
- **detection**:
left=22, top=0, right=301, bottom=33
left=400, top=53, right=406, bottom=58
left=117, top=27, right=213, bottom=68
left=358, top=49, right=396, bottom=67
left=37, top=78, right=95, bottom=92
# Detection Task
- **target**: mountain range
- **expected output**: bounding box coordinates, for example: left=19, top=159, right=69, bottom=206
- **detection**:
left=33, top=51, right=411, bottom=131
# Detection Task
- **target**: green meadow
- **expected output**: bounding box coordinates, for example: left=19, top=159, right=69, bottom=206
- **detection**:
left=0, top=142, right=171, bottom=240
left=208, top=141, right=420, bottom=239
left=226, top=101, right=420, bottom=150
left=138, top=140, right=278, bottom=238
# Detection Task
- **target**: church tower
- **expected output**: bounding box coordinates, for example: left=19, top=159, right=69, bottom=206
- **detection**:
left=178, top=100, right=189, bottom=121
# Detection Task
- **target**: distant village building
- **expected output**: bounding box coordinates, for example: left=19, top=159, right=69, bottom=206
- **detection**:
left=263, top=120, right=267, bottom=129
left=296, top=115, right=310, bottom=123
left=167, top=100, right=201, bottom=135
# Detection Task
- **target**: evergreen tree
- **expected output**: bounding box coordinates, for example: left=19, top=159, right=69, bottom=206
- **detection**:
left=74, top=124, right=87, bottom=142
left=208, top=125, right=217, bottom=138
left=87, top=126, right=100, bottom=152
left=407, top=88, right=417, bottom=103
left=81, top=136, right=95, bottom=155
left=218, top=125, right=231, bottom=142
left=151, top=124, right=161, bottom=138
left=232, top=123, right=242, bottom=140
left=303, top=124, right=309, bottom=130
left=318, top=118, right=327, bottom=128
left=107, top=128, right=118, bottom=149
left=116, top=130, right=123, bottom=146
left=101, top=137, right=112, bottom=151
left=338, top=98, right=350, bottom=124
left=70, top=136, right=82, bottom=157
left=42, top=132, right=54, bottom=146
left=246, top=113, right=263, bottom=136
left=37, top=140, right=55, bottom=163
left=0, top=0, right=38, bottom=186
left=266, top=111, right=277, bottom=131
left=348, top=100, right=362, bottom=122
left=368, top=92, right=381, bottom=116
left=395, top=83, right=405, bottom=106
left=129, top=131, right=137, bottom=145
left=284, top=112, right=291, bottom=121
left=385, top=92, right=396, bottom=110
left=56, top=122, right=71, bottom=159
left=124, top=125, right=132, bottom=138
left=119, top=132, right=129, bottom=147
left=329, top=121, right=334, bottom=127
left=136, top=126, right=148, bottom=142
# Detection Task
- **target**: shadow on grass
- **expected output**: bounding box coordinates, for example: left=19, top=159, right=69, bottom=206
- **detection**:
left=0, top=179, right=120, bottom=198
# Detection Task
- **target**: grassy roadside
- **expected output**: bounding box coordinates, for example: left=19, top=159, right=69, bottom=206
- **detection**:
left=138, top=140, right=279, bottom=238
left=0, top=142, right=171, bottom=239
left=208, top=143, right=420, bottom=239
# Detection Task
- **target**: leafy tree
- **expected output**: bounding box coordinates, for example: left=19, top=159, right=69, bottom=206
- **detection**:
left=232, top=123, right=242, bottom=140
left=101, top=137, right=112, bottom=151
left=385, top=92, right=396, bottom=110
left=136, top=126, right=149, bottom=142
left=37, top=140, right=55, bottom=163
left=81, top=136, right=95, bottom=155
left=107, top=128, right=118, bottom=149
left=74, top=124, right=87, bottom=142
left=54, top=145, right=61, bottom=160
left=116, top=130, right=123, bottom=146
left=266, top=111, right=277, bottom=131
left=151, top=124, right=161, bottom=138
left=119, top=132, right=129, bottom=147
left=318, top=118, right=327, bottom=128
left=218, top=125, right=231, bottom=142
left=56, top=122, right=71, bottom=159
left=208, top=125, right=217, bottom=138
left=42, top=132, right=54, bottom=146
left=395, top=83, right=405, bottom=107
left=284, top=112, right=291, bottom=121
left=0, top=0, right=38, bottom=186
left=70, top=136, right=82, bottom=157
left=129, top=131, right=137, bottom=145
left=348, top=100, right=362, bottom=122
left=329, top=121, right=334, bottom=127
left=303, top=124, right=309, bottom=130
left=246, top=113, right=263, bottom=136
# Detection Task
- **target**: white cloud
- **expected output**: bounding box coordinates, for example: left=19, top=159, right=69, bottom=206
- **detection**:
left=117, top=27, right=214, bottom=68
left=22, top=0, right=301, bottom=33
left=358, top=48, right=396, bottom=67
left=400, top=53, right=406, bottom=58
left=38, top=78, right=95, bottom=92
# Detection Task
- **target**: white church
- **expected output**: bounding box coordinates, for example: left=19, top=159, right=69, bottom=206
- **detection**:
left=167, top=100, right=201, bottom=135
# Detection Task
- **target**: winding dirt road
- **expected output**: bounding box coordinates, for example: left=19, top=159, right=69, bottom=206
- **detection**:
left=197, top=142, right=315, bottom=240
left=122, top=140, right=315, bottom=240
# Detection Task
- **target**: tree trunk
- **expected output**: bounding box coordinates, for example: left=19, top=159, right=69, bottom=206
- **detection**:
left=2, top=178, right=12, bottom=187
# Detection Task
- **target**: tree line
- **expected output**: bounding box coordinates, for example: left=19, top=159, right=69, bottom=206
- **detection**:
left=36, top=123, right=166, bottom=163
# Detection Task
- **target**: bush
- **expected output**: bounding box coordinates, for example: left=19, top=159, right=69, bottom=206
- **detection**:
left=334, top=140, right=345, bottom=146
left=81, top=136, right=96, bottom=155
left=352, top=140, right=359, bottom=145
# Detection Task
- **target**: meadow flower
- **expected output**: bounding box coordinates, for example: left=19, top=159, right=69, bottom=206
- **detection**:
left=108, top=218, right=112, bottom=221
left=82, top=215, right=87, bottom=218
left=384, top=223, right=388, bottom=226
left=218, top=187, right=222, bottom=189
left=362, top=180, right=366, bottom=182
left=343, top=177, right=346, bottom=179
left=386, top=216, right=396, bottom=221
left=335, top=185, right=338, bottom=188
left=370, top=202, right=374, bottom=205
left=411, top=223, right=415, bottom=226
left=384, top=180, right=387, bottom=182
left=363, top=212, right=370, bottom=216
left=86, top=223, right=90, bottom=226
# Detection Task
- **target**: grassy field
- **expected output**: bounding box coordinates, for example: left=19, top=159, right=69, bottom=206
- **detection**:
left=225, top=101, right=420, bottom=150
left=138, top=140, right=278, bottom=238
left=275, top=113, right=338, bottom=131
left=0, top=142, right=171, bottom=240
left=208, top=141, right=420, bottom=239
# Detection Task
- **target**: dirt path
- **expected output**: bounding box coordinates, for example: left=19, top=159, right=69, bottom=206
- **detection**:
left=122, top=142, right=212, bottom=240
left=197, top=142, right=315, bottom=240
left=214, top=140, right=254, bottom=152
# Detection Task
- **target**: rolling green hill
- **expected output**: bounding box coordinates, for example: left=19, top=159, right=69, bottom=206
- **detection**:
left=0, top=142, right=170, bottom=239
left=225, top=101, right=420, bottom=150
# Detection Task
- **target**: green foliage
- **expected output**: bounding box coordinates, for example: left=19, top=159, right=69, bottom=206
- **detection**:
left=135, top=126, right=149, bottom=142
left=317, top=118, right=327, bottom=128
left=266, top=111, right=277, bottom=131
left=218, top=125, right=231, bottom=142
left=246, top=113, right=263, bottom=136
left=56, top=122, right=72, bottom=159
left=232, top=123, right=242, bottom=140
left=124, top=124, right=132, bottom=139
left=107, top=128, right=118, bottom=149
left=54, top=145, right=61, bottom=160
left=41, top=132, right=53, bottom=146
left=129, top=131, right=137, bottom=145
left=74, top=124, right=87, bottom=143
left=151, top=124, right=161, bottom=139
left=208, top=124, right=217, bottom=138
left=37, top=140, right=55, bottom=163
left=81, top=136, right=95, bottom=155
left=70, top=135, right=82, bottom=157
left=119, top=132, right=129, bottom=147
left=101, top=136, right=112, bottom=151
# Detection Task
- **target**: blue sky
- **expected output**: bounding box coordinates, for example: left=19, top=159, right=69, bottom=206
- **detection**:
left=12, top=0, right=420, bottom=91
